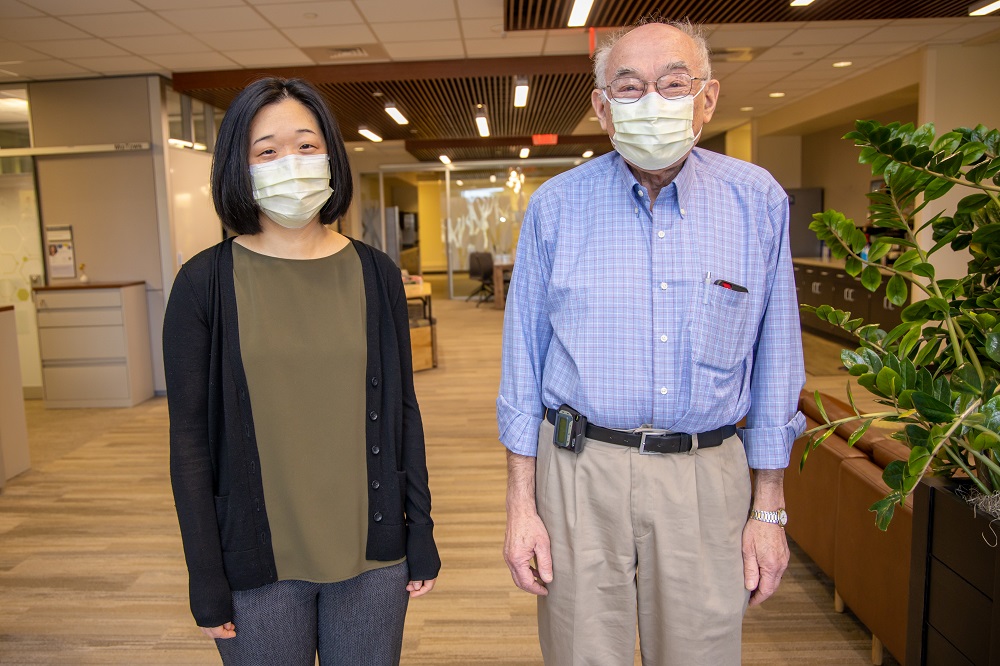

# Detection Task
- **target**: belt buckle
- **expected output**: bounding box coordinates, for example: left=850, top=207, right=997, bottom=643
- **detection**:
left=635, top=424, right=669, bottom=455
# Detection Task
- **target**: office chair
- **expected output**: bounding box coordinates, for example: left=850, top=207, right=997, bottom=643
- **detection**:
left=466, top=252, right=494, bottom=306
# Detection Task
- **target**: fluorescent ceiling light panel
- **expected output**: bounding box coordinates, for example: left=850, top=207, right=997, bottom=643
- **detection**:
left=832, top=61, right=853, bottom=68
left=358, top=125, right=382, bottom=142
left=769, top=92, right=786, bottom=98
left=384, top=102, right=408, bottom=125
left=567, top=0, right=595, bottom=27
left=514, top=76, right=529, bottom=107
left=439, top=155, right=451, bottom=165
left=475, top=107, right=490, bottom=137
left=790, top=0, right=815, bottom=5
left=519, top=148, right=530, bottom=158
left=969, top=0, right=1000, bottom=15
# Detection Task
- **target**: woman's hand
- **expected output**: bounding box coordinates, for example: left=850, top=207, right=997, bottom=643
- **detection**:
left=406, top=578, right=436, bottom=598
left=200, top=622, right=236, bottom=639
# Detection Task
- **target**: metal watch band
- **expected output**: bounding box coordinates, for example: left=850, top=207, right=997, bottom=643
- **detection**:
left=750, top=508, right=787, bottom=527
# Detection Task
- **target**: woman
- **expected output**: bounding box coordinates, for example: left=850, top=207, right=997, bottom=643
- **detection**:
left=163, top=77, right=439, bottom=666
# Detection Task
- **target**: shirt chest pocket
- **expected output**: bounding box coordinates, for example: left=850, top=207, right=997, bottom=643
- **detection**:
left=691, top=283, right=757, bottom=371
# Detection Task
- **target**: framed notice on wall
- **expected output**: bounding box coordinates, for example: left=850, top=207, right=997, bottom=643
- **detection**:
left=45, top=225, right=76, bottom=279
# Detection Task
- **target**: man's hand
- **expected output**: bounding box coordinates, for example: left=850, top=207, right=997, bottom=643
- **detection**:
left=504, top=450, right=553, bottom=596
left=743, top=468, right=790, bottom=607
left=200, top=622, right=236, bottom=640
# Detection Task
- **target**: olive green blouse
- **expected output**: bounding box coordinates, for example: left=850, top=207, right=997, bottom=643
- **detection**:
left=233, top=242, right=401, bottom=583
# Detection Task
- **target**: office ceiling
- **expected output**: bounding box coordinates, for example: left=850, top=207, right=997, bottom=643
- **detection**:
left=0, top=0, right=999, bottom=163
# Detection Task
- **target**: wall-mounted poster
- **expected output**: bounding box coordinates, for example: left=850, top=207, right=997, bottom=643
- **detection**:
left=45, top=226, right=75, bottom=279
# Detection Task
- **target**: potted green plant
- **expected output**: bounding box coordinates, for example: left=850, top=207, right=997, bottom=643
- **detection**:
left=800, top=119, right=1000, bottom=666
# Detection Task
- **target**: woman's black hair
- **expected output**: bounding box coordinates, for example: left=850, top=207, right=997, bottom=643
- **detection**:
left=211, top=77, right=353, bottom=235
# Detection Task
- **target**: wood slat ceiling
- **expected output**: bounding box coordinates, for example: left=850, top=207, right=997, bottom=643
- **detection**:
left=505, top=0, right=975, bottom=30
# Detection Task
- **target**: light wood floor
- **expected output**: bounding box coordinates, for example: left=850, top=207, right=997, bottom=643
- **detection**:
left=0, top=298, right=897, bottom=665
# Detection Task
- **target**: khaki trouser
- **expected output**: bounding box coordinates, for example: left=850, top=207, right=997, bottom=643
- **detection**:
left=535, top=419, right=752, bottom=666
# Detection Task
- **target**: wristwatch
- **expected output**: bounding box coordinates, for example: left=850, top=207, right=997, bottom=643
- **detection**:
left=750, top=508, right=788, bottom=528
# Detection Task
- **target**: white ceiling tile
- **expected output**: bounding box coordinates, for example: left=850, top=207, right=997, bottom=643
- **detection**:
left=146, top=51, right=236, bottom=69
left=797, top=56, right=880, bottom=75
left=373, top=20, right=460, bottom=42
left=281, top=24, right=375, bottom=47
left=864, top=24, right=955, bottom=43
left=224, top=47, right=311, bottom=66
left=157, top=7, right=270, bottom=32
left=2, top=58, right=89, bottom=76
left=137, top=0, right=242, bottom=8
left=741, top=59, right=807, bottom=73
left=356, top=0, right=456, bottom=24
left=542, top=31, right=588, bottom=55
left=461, top=18, right=507, bottom=40
left=777, top=26, right=879, bottom=46
left=456, top=0, right=501, bottom=19
left=757, top=44, right=838, bottom=61
left=465, top=36, right=543, bottom=57
left=801, top=19, right=890, bottom=29
left=0, top=39, right=49, bottom=60
left=62, top=12, right=180, bottom=37
left=109, top=34, right=211, bottom=54
left=0, top=1, right=43, bottom=18
left=384, top=39, right=464, bottom=60
left=708, top=28, right=797, bottom=49
left=20, top=0, right=145, bottom=14
left=937, top=20, right=1000, bottom=43
left=194, top=29, right=293, bottom=50
left=254, top=2, right=363, bottom=28
left=709, top=61, right=746, bottom=75
left=828, top=41, right=917, bottom=58
left=30, top=39, right=131, bottom=58
left=0, top=17, right=91, bottom=40
left=73, top=54, right=160, bottom=72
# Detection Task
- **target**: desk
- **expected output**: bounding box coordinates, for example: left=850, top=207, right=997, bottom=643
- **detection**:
left=404, top=282, right=436, bottom=370
left=493, top=262, right=514, bottom=310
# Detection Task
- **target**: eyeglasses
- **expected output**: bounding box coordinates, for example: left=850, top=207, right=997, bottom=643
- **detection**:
left=604, top=73, right=706, bottom=104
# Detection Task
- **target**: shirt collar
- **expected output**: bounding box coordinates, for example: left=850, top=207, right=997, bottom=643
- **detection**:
left=612, top=149, right=698, bottom=216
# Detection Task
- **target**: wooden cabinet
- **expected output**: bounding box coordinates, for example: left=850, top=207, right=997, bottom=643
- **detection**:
left=0, top=306, right=30, bottom=487
left=794, top=260, right=905, bottom=343
left=34, top=282, right=154, bottom=408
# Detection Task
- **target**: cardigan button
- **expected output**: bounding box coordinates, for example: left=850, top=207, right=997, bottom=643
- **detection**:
left=371, top=445, right=380, bottom=455
left=371, top=377, right=379, bottom=387
left=373, top=512, right=383, bottom=522
left=371, top=480, right=380, bottom=490
left=369, top=410, right=378, bottom=421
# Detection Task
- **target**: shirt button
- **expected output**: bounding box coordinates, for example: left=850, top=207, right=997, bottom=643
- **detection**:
left=660, top=282, right=668, bottom=290
left=660, top=387, right=668, bottom=395
left=634, top=207, right=639, bottom=214
left=680, top=207, right=686, bottom=216
left=657, top=230, right=665, bottom=239
left=371, top=445, right=380, bottom=455
left=660, top=334, right=668, bottom=342
left=371, top=480, right=380, bottom=490
left=373, top=512, right=383, bottom=522
left=369, top=410, right=378, bottom=421
left=371, top=377, right=379, bottom=387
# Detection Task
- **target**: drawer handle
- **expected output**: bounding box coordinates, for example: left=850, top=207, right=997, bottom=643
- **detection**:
left=811, top=282, right=821, bottom=294
left=884, top=297, right=895, bottom=311
left=844, top=288, right=854, bottom=302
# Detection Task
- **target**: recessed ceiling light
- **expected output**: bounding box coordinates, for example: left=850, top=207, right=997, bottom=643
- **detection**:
left=489, top=174, right=497, bottom=183
left=384, top=101, right=408, bottom=125
left=769, top=92, right=786, bottom=98
left=582, top=150, right=594, bottom=158
left=969, top=0, right=1000, bottom=15
left=439, top=155, right=451, bottom=165
left=358, top=125, right=382, bottom=142
left=353, top=146, right=365, bottom=152
left=514, top=76, right=529, bottom=108
left=456, top=179, right=464, bottom=186
left=567, top=0, right=595, bottom=26
left=589, top=116, right=598, bottom=121
left=519, top=148, right=530, bottom=158
left=740, top=106, right=754, bottom=111
left=833, top=61, right=853, bottom=68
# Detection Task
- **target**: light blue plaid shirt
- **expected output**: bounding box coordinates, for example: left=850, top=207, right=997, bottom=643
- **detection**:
left=496, top=149, right=806, bottom=469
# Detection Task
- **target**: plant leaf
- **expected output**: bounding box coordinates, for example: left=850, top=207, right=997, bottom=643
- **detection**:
left=876, top=366, right=903, bottom=397
left=886, top=274, right=908, bottom=306
left=848, top=419, right=873, bottom=447
left=907, top=446, right=932, bottom=476
left=911, top=262, right=935, bottom=279
left=985, top=332, right=1000, bottom=363
left=814, top=390, right=829, bottom=424
left=870, top=496, right=898, bottom=531
left=911, top=391, right=956, bottom=423
left=951, top=363, right=983, bottom=396
left=861, top=265, right=882, bottom=292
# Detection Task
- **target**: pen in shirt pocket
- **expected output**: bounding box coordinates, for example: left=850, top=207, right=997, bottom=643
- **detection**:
left=713, top=278, right=749, bottom=293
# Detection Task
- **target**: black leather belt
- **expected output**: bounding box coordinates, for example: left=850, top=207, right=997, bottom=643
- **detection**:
left=544, top=408, right=736, bottom=455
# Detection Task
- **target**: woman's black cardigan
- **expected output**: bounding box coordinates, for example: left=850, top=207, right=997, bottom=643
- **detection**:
left=163, top=237, right=440, bottom=627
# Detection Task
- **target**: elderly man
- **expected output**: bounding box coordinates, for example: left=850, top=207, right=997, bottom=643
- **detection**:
left=497, top=20, right=806, bottom=666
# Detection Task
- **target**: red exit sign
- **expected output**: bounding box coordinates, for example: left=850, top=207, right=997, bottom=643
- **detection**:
left=531, top=134, right=558, bottom=146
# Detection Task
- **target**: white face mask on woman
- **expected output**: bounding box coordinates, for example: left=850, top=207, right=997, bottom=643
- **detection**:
left=249, top=153, right=333, bottom=229
left=606, top=87, right=704, bottom=172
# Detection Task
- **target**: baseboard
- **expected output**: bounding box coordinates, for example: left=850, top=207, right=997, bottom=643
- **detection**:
left=22, top=386, right=43, bottom=400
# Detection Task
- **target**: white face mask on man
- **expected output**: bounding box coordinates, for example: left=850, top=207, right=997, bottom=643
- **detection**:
left=249, top=153, right=333, bottom=229
left=606, top=86, right=704, bottom=172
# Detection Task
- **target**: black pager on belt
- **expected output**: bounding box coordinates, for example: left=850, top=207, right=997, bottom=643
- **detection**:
left=552, top=404, right=587, bottom=453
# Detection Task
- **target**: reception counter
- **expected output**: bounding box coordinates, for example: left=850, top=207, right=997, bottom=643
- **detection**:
left=0, top=305, right=30, bottom=488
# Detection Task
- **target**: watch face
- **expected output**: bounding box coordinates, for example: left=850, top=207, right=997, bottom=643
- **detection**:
left=777, top=509, right=788, bottom=526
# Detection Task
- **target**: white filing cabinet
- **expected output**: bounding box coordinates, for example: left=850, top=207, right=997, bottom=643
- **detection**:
left=34, top=282, right=154, bottom=408
left=0, top=305, right=30, bottom=487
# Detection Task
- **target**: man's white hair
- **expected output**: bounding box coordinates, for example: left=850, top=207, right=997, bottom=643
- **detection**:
left=592, top=18, right=712, bottom=89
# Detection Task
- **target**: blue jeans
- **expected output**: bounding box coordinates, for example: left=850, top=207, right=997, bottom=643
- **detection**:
left=216, top=562, right=409, bottom=666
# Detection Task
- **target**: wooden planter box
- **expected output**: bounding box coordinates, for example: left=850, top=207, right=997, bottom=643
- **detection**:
left=906, top=477, right=1000, bottom=665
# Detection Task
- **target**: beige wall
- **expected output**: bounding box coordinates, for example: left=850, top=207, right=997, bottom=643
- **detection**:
left=756, top=135, right=801, bottom=189
left=418, top=180, right=445, bottom=272
left=801, top=104, right=918, bottom=229
left=725, top=123, right=752, bottom=163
